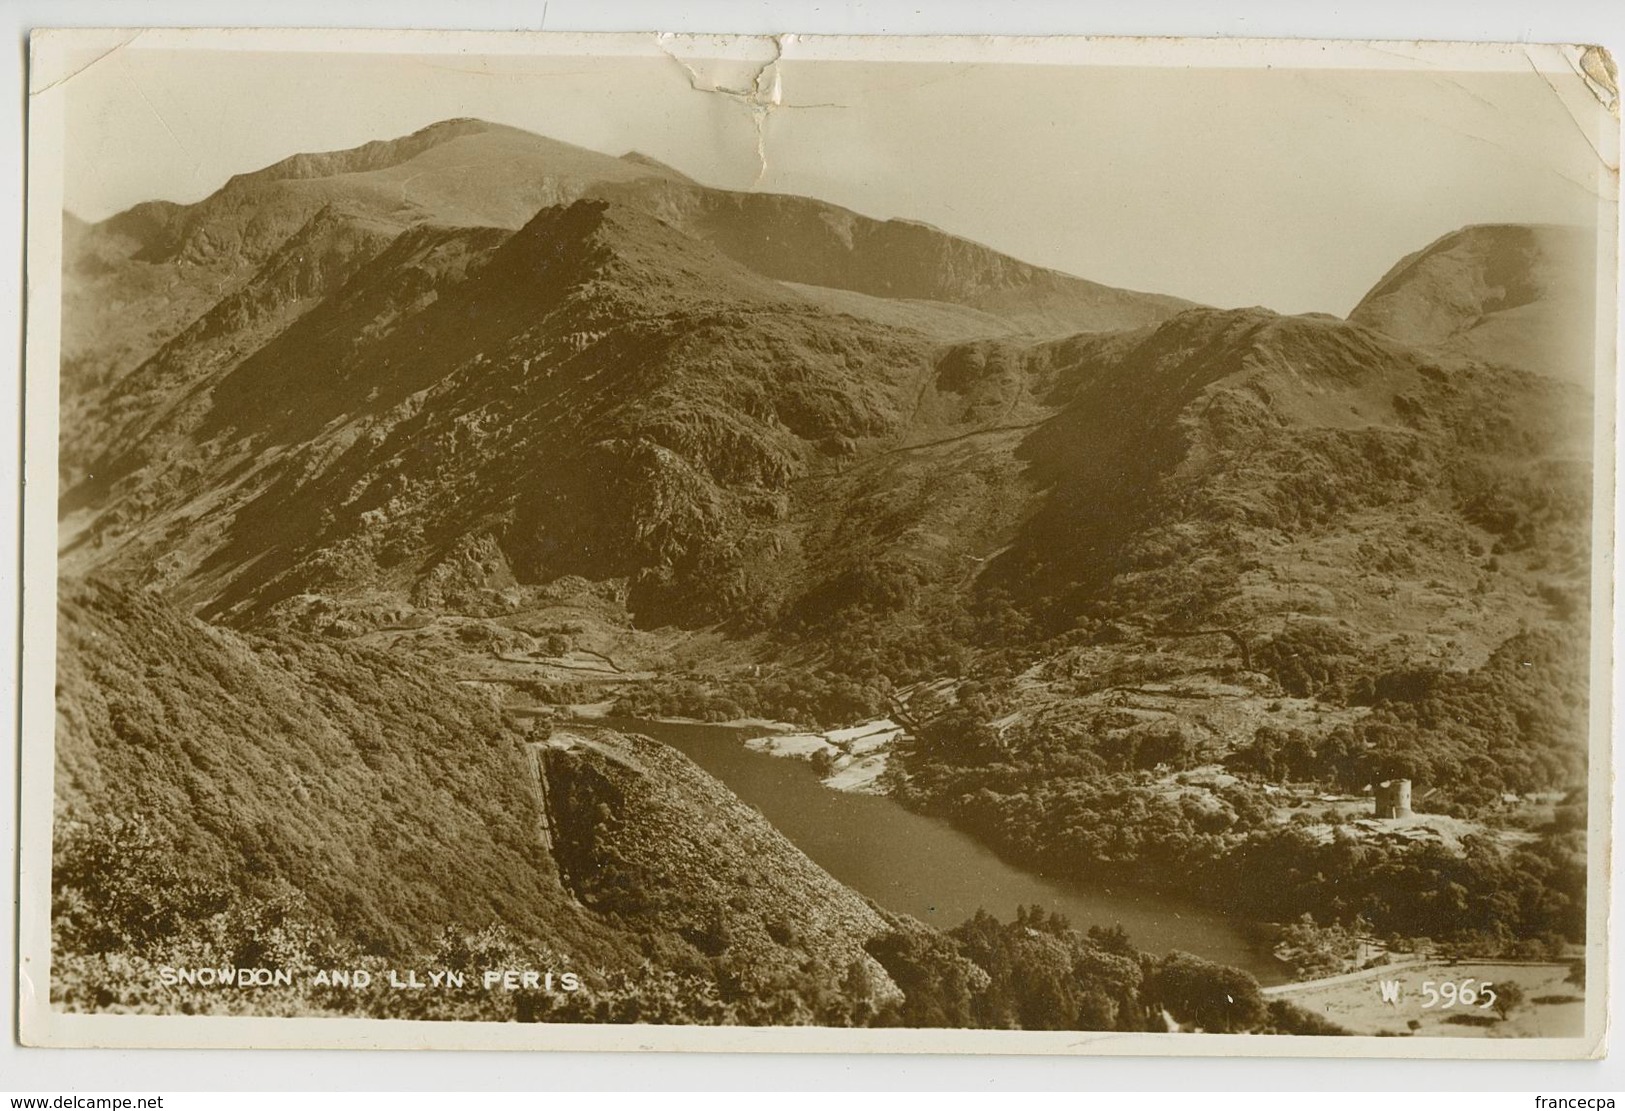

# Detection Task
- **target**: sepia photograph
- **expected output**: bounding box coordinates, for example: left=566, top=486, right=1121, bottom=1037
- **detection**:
left=16, top=28, right=1618, bottom=1057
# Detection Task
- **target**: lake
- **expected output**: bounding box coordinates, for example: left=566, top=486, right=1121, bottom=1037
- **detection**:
left=602, top=716, right=1287, bottom=984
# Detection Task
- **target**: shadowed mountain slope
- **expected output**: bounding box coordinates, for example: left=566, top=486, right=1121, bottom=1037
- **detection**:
left=66, top=183, right=1593, bottom=692
left=593, top=174, right=1197, bottom=335
left=55, top=576, right=603, bottom=960
left=99, top=119, right=681, bottom=266
left=1348, top=223, right=1598, bottom=385
left=53, top=577, right=907, bottom=1013
left=66, top=198, right=955, bottom=627
left=991, top=306, right=1591, bottom=656
left=62, top=118, right=1197, bottom=488
left=59, top=120, right=687, bottom=483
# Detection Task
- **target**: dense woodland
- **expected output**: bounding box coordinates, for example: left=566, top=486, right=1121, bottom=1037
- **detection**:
left=52, top=803, right=1338, bottom=1032
left=609, top=573, right=1589, bottom=953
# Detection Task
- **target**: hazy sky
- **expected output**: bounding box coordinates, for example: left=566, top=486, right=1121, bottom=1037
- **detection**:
left=51, top=37, right=1613, bottom=316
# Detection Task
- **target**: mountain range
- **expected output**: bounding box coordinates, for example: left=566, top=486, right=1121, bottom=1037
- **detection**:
left=62, top=119, right=1592, bottom=658
left=52, top=117, right=1599, bottom=1024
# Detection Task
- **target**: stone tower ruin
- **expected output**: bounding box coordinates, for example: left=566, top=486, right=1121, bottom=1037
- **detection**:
left=1374, top=778, right=1413, bottom=819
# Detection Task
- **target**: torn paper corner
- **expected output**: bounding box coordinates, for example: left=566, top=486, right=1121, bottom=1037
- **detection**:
left=1575, top=44, right=1620, bottom=119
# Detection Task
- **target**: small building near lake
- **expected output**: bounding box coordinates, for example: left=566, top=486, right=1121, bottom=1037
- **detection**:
left=1374, top=778, right=1413, bottom=820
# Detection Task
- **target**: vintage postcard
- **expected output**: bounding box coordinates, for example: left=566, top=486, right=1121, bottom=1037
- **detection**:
left=18, top=29, right=1619, bottom=1056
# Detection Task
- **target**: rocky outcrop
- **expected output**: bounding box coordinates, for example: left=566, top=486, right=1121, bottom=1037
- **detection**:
left=540, top=727, right=902, bottom=1002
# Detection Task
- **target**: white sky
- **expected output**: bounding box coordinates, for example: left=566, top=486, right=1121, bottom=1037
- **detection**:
left=53, top=41, right=1614, bottom=316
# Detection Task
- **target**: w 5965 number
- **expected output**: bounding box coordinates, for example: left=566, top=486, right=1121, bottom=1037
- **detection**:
left=1420, top=979, right=1497, bottom=1009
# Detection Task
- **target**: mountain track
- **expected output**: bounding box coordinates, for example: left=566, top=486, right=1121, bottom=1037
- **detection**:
left=792, top=415, right=1053, bottom=486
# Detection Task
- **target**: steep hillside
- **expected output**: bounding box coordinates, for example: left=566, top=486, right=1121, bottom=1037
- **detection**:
left=110, top=119, right=680, bottom=269
left=541, top=727, right=897, bottom=993
left=51, top=578, right=913, bottom=1018
left=995, top=305, right=1591, bottom=648
left=55, top=577, right=599, bottom=959
left=62, top=117, right=1194, bottom=488
left=1349, top=224, right=1597, bottom=385
left=595, top=175, right=1197, bottom=335
left=66, top=199, right=955, bottom=628
left=938, top=299, right=1590, bottom=787
left=735, top=290, right=1589, bottom=698
left=59, top=119, right=685, bottom=483
left=62, top=202, right=410, bottom=494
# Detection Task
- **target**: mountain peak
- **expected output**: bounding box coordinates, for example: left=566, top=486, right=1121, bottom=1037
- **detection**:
left=223, top=118, right=543, bottom=189
left=1348, top=223, right=1596, bottom=383
left=89, top=119, right=695, bottom=269
left=409, top=116, right=508, bottom=138
left=618, top=150, right=695, bottom=181
left=485, top=197, right=801, bottom=311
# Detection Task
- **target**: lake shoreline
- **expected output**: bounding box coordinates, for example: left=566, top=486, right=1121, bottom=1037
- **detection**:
left=566, top=700, right=800, bottom=734
left=567, top=702, right=904, bottom=795
left=603, top=714, right=1290, bottom=984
